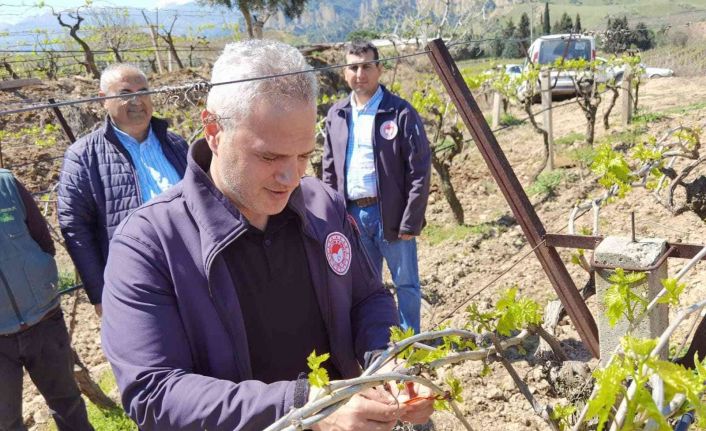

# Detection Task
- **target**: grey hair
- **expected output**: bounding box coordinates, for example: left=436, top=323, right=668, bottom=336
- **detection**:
left=99, top=63, right=148, bottom=93
left=207, top=39, right=318, bottom=130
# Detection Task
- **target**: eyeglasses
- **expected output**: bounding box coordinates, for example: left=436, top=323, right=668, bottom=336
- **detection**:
left=346, top=63, right=379, bottom=73
left=110, top=91, right=150, bottom=103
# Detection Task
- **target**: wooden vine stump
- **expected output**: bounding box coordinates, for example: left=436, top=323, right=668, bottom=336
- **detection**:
left=72, top=348, right=118, bottom=410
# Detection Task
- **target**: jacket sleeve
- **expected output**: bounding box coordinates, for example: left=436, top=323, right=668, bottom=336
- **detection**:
left=344, top=207, right=399, bottom=362
left=57, top=147, right=104, bottom=304
left=321, top=110, right=338, bottom=189
left=15, top=178, right=55, bottom=255
left=102, top=230, right=305, bottom=430
left=399, top=105, right=432, bottom=235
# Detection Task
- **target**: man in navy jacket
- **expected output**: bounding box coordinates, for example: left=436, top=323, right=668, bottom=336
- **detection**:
left=57, top=63, right=188, bottom=316
left=101, top=40, right=434, bottom=430
left=323, top=41, right=431, bottom=334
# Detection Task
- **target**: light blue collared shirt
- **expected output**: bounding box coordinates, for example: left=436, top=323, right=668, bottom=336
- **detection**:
left=113, top=125, right=181, bottom=203
left=345, top=86, right=383, bottom=200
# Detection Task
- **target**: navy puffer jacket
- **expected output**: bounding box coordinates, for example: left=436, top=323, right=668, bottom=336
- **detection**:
left=58, top=116, right=188, bottom=304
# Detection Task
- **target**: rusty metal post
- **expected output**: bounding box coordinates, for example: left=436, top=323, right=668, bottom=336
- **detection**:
left=48, top=98, right=76, bottom=144
left=426, top=38, right=599, bottom=358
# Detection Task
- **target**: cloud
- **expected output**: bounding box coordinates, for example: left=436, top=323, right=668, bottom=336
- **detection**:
left=156, top=0, right=193, bottom=7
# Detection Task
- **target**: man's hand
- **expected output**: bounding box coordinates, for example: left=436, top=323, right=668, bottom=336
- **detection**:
left=398, top=233, right=416, bottom=241
left=398, top=382, right=435, bottom=425
left=311, top=387, right=401, bottom=431
left=94, top=304, right=102, bottom=317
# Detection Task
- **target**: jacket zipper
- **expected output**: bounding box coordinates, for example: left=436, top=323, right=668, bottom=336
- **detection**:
left=0, top=267, right=27, bottom=330
left=109, top=132, right=144, bottom=205
left=204, top=227, right=247, bottom=298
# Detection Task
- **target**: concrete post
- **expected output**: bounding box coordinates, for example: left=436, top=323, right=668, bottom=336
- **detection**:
left=621, top=68, right=633, bottom=126
left=594, top=236, right=669, bottom=364
left=539, top=68, right=554, bottom=170
left=491, top=91, right=502, bottom=129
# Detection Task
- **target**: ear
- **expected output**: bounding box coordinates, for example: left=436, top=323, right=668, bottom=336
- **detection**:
left=99, top=90, right=107, bottom=107
left=201, top=110, right=221, bottom=155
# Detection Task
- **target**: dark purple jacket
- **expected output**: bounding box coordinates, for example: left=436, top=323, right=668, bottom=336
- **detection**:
left=57, top=117, right=187, bottom=304
left=101, top=139, right=398, bottom=430
left=322, top=85, right=431, bottom=241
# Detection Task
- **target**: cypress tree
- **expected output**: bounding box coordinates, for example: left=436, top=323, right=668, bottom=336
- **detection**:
left=575, top=13, right=582, bottom=33
left=543, top=2, right=551, bottom=35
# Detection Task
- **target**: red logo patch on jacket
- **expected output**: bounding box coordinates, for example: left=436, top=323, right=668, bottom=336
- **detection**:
left=325, top=232, right=352, bottom=275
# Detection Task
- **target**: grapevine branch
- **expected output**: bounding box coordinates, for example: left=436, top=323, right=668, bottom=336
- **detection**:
left=572, top=245, right=706, bottom=430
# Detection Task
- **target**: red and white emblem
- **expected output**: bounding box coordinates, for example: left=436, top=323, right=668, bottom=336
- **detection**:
left=325, top=232, right=352, bottom=275
left=380, top=120, right=398, bottom=140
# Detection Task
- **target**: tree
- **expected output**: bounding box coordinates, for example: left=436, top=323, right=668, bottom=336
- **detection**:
left=89, top=7, right=134, bottom=63
left=574, top=13, right=582, bottom=33
left=52, top=7, right=100, bottom=79
left=542, top=2, right=550, bottom=35
left=633, top=22, right=654, bottom=50
left=552, top=12, right=573, bottom=34
left=515, top=12, right=531, bottom=55
left=200, top=0, right=308, bottom=39
left=500, top=18, right=517, bottom=58
left=603, top=16, right=631, bottom=53
left=405, top=79, right=466, bottom=224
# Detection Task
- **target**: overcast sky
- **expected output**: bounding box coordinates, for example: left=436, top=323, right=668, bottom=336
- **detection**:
left=0, top=0, right=194, bottom=23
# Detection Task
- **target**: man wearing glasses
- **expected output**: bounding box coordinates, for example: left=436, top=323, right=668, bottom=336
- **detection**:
left=58, top=64, right=188, bottom=316
left=323, top=41, right=431, bottom=334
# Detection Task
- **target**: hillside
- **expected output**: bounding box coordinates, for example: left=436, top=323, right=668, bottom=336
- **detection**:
left=2, top=0, right=706, bottom=46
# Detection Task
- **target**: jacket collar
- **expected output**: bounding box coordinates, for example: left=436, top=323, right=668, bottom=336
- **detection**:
left=337, top=84, right=396, bottom=115
left=182, top=139, right=313, bottom=272
left=102, top=115, right=170, bottom=145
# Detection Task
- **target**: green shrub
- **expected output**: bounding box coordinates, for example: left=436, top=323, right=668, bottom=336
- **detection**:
left=527, top=170, right=564, bottom=196
left=632, top=111, right=667, bottom=124
left=569, top=146, right=598, bottom=167
left=499, top=113, right=524, bottom=127
left=423, top=222, right=501, bottom=246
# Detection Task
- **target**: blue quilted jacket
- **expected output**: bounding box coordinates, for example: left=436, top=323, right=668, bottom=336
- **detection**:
left=58, top=117, right=188, bottom=304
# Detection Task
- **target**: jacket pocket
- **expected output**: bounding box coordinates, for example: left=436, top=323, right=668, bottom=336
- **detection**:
left=24, top=251, right=59, bottom=304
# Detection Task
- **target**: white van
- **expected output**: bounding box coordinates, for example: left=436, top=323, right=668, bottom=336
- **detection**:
left=519, top=34, right=597, bottom=100
left=528, top=34, right=596, bottom=66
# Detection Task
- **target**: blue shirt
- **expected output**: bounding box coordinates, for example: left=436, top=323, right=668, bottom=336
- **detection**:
left=345, top=86, right=383, bottom=200
left=113, top=125, right=181, bottom=203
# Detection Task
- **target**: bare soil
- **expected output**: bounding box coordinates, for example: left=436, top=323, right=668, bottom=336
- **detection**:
left=2, top=69, right=706, bottom=430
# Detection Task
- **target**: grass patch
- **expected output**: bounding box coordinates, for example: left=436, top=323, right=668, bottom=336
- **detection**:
left=422, top=222, right=496, bottom=246
left=85, top=404, right=136, bottom=431
left=85, top=371, right=137, bottom=431
left=555, top=132, right=585, bottom=146
left=43, top=369, right=135, bottom=431
left=499, top=113, right=524, bottom=127
left=527, top=170, right=565, bottom=197
left=662, top=101, right=706, bottom=116
left=632, top=110, right=668, bottom=124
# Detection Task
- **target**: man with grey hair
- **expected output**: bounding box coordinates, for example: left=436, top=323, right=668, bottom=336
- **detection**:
left=101, top=39, right=434, bottom=430
left=58, top=63, right=188, bottom=316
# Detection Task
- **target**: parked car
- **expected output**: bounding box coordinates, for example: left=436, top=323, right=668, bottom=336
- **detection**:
left=504, top=63, right=523, bottom=79
left=642, top=65, right=674, bottom=78
left=518, top=34, right=596, bottom=101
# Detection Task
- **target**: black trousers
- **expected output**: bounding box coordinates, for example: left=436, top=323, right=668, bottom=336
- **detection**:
left=0, top=309, right=93, bottom=431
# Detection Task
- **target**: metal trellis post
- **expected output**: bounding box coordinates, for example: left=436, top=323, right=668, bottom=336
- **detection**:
left=426, top=38, right=600, bottom=358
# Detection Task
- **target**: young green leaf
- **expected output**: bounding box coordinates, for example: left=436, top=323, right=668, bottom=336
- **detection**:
left=307, top=350, right=330, bottom=389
